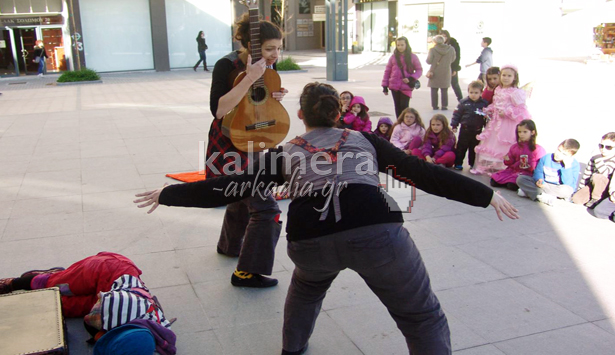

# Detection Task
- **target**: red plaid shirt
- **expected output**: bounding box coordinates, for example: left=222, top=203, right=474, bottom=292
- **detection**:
left=206, top=51, right=249, bottom=178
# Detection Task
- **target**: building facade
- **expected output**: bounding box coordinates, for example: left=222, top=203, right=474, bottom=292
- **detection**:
left=0, top=0, right=235, bottom=76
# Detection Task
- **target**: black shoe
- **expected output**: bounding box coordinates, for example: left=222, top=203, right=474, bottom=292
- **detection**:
left=231, top=273, right=278, bottom=288
left=433, top=107, right=439, bottom=110
left=282, top=343, right=308, bottom=355
left=193, top=66, right=197, bottom=72
left=584, top=198, right=600, bottom=208
left=204, top=68, right=209, bottom=72
left=441, top=107, right=448, bottom=111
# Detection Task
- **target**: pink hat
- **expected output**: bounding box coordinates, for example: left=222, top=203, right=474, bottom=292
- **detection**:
left=500, top=64, right=518, bottom=72
left=349, top=96, right=369, bottom=112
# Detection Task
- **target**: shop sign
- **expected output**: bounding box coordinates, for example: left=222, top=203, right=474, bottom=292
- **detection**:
left=0, top=15, right=64, bottom=27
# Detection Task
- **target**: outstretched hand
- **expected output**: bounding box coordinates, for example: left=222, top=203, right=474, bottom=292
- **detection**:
left=490, top=191, right=519, bottom=221
left=134, top=184, right=168, bottom=214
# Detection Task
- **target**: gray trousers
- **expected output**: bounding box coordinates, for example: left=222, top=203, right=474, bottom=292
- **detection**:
left=517, top=175, right=574, bottom=201
left=431, top=87, right=449, bottom=109
left=217, top=194, right=281, bottom=275
left=283, top=223, right=451, bottom=354
left=591, top=198, right=615, bottom=221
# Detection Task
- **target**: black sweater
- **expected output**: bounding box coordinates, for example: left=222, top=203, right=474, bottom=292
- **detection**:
left=159, top=132, right=494, bottom=240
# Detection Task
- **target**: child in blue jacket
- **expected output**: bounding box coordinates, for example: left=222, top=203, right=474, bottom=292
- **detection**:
left=516, top=139, right=580, bottom=206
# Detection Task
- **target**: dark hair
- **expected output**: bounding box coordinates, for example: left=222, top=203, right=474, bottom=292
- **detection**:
left=486, top=66, right=500, bottom=76
left=468, top=80, right=484, bottom=92
left=602, top=132, right=615, bottom=141
left=425, top=114, right=453, bottom=148
left=439, top=30, right=451, bottom=44
left=350, top=97, right=369, bottom=122
left=300, top=82, right=340, bottom=128
left=483, top=37, right=492, bottom=46
left=559, top=139, right=580, bottom=155
left=516, top=119, right=537, bottom=151
left=394, top=37, right=414, bottom=75
left=339, top=91, right=354, bottom=112
left=196, top=31, right=204, bottom=40
left=234, top=12, right=283, bottom=49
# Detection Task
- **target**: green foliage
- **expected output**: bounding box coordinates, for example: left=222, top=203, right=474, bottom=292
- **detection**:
left=57, top=68, right=101, bottom=82
left=276, top=56, right=301, bottom=71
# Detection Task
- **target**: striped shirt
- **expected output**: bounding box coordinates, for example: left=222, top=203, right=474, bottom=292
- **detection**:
left=579, top=154, right=615, bottom=188
left=100, top=275, right=171, bottom=330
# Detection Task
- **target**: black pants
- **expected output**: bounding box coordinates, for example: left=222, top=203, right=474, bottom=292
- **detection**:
left=454, top=127, right=481, bottom=167
left=451, top=71, right=463, bottom=101
left=430, top=88, right=448, bottom=109
left=391, top=90, right=410, bottom=118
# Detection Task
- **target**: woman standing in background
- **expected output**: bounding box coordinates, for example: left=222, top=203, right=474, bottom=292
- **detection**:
left=193, top=31, right=209, bottom=71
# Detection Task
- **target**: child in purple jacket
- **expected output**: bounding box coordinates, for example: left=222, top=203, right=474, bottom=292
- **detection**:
left=344, top=96, right=372, bottom=132
left=373, top=117, right=393, bottom=141
left=412, top=114, right=456, bottom=167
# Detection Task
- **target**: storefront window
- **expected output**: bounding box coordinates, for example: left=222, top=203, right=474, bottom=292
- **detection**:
left=0, top=0, right=62, bottom=14
left=80, top=0, right=154, bottom=72
left=360, top=1, right=388, bottom=52
left=164, top=0, right=232, bottom=69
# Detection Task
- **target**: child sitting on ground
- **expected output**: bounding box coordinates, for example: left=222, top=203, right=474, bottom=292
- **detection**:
left=517, top=139, right=580, bottom=206
left=490, top=120, right=546, bottom=191
left=572, top=132, right=615, bottom=208
left=390, top=107, right=426, bottom=154
left=412, top=114, right=456, bottom=167
left=373, top=117, right=393, bottom=141
left=343, top=96, right=372, bottom=132
left=482, top=66, right=500, bottom=104
left=451, top=80, right=489, bottom=170
left=591, top=178, right=615, bottom=222
left=337, top=90, right=354, bottom=129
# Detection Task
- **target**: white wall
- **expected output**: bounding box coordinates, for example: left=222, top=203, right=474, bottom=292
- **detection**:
left=80, top=0, right=154, bottom=72
left=165, top=0, right=233, bottom=69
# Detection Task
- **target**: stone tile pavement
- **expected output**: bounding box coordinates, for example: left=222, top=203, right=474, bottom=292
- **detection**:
left=1, top=50, right=614, bottom=354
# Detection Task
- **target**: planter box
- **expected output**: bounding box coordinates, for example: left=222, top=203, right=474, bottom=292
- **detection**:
left=56, top=80, right=103, bottom=86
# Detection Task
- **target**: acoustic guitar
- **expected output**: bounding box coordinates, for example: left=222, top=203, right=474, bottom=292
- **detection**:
left=221, top=0, right=290, bottom=152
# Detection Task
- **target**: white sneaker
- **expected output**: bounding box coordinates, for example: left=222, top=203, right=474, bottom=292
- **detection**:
left=517, top=189, right=527, bottom=198
left=537, top=193, right=555, bottom=206
left=37, top=73, right=43, bottom=77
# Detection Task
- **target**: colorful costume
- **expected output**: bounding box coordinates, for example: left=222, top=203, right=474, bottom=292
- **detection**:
left=474, top=86, right=531, bottom=174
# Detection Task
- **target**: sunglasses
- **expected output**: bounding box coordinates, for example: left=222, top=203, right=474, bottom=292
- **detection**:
left=599, top=144, right=614, bottom=150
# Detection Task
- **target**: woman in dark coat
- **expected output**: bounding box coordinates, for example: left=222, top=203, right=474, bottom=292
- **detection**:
left=440, top=30, right=463, bottom=101
left=193, top=31, right=209, bottom=71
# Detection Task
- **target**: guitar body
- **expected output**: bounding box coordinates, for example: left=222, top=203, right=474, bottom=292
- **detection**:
left=221, top=68, right=290, bottom=152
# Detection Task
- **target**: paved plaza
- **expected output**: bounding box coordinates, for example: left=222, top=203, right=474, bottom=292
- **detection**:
left=1, top=51, right=614, bottom=354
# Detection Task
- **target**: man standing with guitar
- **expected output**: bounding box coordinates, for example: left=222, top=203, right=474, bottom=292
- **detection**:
left=206, top=10, right=288, bottom=288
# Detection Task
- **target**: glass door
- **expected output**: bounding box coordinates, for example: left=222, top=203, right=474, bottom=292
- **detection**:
left=0, top=29, right=18, bottom=77
left=14, top=27, right=39, bottom=75
left=41, top=27, right=66, bottom=73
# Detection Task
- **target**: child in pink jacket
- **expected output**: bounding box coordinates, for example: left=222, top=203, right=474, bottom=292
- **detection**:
left=344, top=96, right=372, bottom=132
left=390, top=107, right=426, bottom=154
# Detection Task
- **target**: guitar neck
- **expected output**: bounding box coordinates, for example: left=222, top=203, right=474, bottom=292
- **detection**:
left=249, top=8, right=265, bottom=87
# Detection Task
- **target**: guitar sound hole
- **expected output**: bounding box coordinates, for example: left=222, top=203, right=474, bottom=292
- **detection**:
left=251, top=87, right=267, bottom=103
